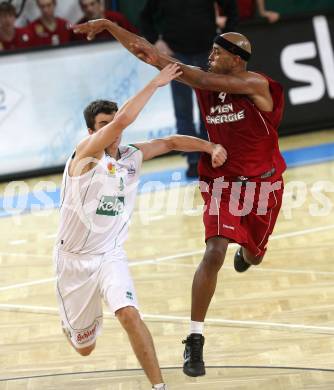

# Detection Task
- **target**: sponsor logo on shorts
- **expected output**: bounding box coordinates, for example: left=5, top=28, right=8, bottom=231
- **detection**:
left=223, top=224, right=235, bottom=230
left=126, top=291, right=133, bottom=300
left=96, top=196, right=124, bottom=216
left=76, top=322, right=98, bottom=345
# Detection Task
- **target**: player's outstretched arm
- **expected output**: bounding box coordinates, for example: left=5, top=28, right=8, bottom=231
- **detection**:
left=76, top=64, right=182, bottom=159
left=72, top=19, right=206, bottom=89
left=132, top=41, right=270, bottom=95
left=72, top=19, right=265, bottom=95
left=72, top=18, right=155, bottom=63
left=72, top=20, right=270, bottom=103
left=134, top=136, right=227, bottom=168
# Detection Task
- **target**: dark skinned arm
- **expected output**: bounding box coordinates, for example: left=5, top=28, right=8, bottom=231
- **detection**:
left=72, top=19, right=269, bottom=98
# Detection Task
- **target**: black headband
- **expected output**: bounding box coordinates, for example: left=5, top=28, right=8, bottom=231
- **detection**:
left=214, top=36, right=251, bottom=62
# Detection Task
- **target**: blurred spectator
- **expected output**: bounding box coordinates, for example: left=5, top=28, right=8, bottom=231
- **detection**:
left=238, top=0, right=280, bottom=23
left=29, top=0, right=70, bottom=47
left=140, top=0, right=238, bottom=177
left=0, top=1, right=32, bottom=51
left=72, top=0, right=137, bottom=41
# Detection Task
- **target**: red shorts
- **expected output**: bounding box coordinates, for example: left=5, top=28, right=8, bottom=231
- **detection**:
left=200, top=176, right=284, bottom=257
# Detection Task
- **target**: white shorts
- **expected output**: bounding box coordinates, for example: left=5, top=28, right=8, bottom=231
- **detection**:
left=53, top=246, right=139, bottom=349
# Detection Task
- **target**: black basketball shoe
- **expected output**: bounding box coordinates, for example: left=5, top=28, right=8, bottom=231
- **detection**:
left=234, top=247, right=252, bottom=273
left=182, top=333, right=205, bottom=377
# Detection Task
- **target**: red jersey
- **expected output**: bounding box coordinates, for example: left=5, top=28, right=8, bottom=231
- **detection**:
left=72, top=10, right=138, bottom=42
left=237, top=0, right=256, bottom=21
left=29, top=17, right=70, bottom=47
left=0, top=27, right=32, bottom=51
left=195, top=74, right=286, bottom=179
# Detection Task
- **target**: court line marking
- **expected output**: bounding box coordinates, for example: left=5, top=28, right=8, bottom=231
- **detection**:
left=185, top=379, right=254, bottom=386
left=270, top=224, right=334, bottom=240
left=1, top=223, right=334, bottom=291
left=9, top=240, right=27, bottom=246
left=1, top=223, right=334, bottom=260
left=0, top=278, right=55, bottom=292
left=44, top=233, right=57, bottom=239
left=141, top=313, right=334, bottom=333
left=0, top=252, right=50, bottom=258
left=128, top=223, right=334, bottom=267
left=0, top=303, right=334, bottom=334
left=2, top=365, right=334, bottom=383
left=157, top=262, right=334, bottom=276
left=2, top=258, right=334, bottom=294
left=147, top=215, right=166, bottom=221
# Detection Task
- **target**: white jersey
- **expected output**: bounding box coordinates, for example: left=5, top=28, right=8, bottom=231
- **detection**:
left=55, top=145, right=142, bottom=254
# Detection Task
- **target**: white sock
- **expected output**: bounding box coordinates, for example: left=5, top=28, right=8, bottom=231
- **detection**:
left=190, top=320, right=204, bottom=335
left=152, top=384, right=167, bottom=390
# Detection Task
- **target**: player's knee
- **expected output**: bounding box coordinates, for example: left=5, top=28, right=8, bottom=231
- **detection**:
left=203, top=246, right=227, bottom=271
left=116, top=306, right=141, bottom=331
left=76, top=343, right=95, bottom=356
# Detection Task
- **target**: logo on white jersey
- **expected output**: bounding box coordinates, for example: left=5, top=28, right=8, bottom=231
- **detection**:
left=96, top=195, right=124, bottom=216
left=127, top=162, right=136, bottom=176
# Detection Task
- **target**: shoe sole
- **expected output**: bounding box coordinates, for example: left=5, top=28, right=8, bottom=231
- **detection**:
left=183, top=367, right=206, bottom=377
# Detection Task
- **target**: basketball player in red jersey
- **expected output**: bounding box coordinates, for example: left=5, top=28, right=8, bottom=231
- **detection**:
left=73, top=19, right=287, bottom=378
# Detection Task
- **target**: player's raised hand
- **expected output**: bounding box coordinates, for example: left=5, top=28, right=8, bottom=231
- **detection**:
left=151, top=64, right=183, bottom=87
left=72, top=19, right=109, bottom=41
left=211, top=144, right=227, bottom=167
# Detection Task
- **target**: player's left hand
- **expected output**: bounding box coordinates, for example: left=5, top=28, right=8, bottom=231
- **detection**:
left=72, top=19, right=109, bottom=40
left=152, top=64, right=183, bottom=87
left=211, top=144, right=227, bottom=168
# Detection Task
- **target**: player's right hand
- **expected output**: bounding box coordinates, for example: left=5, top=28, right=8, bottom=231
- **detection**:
left=211, top=144, right=227, bottom=168
left=152, top=64, right=183, bottom=87
left=72, top=19, right=109, bottom=41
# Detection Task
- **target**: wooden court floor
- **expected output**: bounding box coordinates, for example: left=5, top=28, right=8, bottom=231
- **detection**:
left=0, top=131, right=334, bottom=389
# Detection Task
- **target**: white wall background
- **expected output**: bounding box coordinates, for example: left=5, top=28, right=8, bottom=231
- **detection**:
left=0, top=41, right=179, bottom=176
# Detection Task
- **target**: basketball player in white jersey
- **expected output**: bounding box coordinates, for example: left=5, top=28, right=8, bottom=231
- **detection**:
left=54, top=64, right=227, bottom=390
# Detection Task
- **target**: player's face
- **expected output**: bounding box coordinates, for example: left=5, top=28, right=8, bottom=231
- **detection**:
left=0, top=13, right=16, bottom=31
left=37, top=0, right=56, bottom=19
left=80, top=0, right=102, bottom=19
left=208, top=44, right=235, bottom=74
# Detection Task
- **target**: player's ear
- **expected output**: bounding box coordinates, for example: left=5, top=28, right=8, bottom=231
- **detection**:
left=88, top=128, right=95, bottom=135
left=236, top=56, right=244, bottom=67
